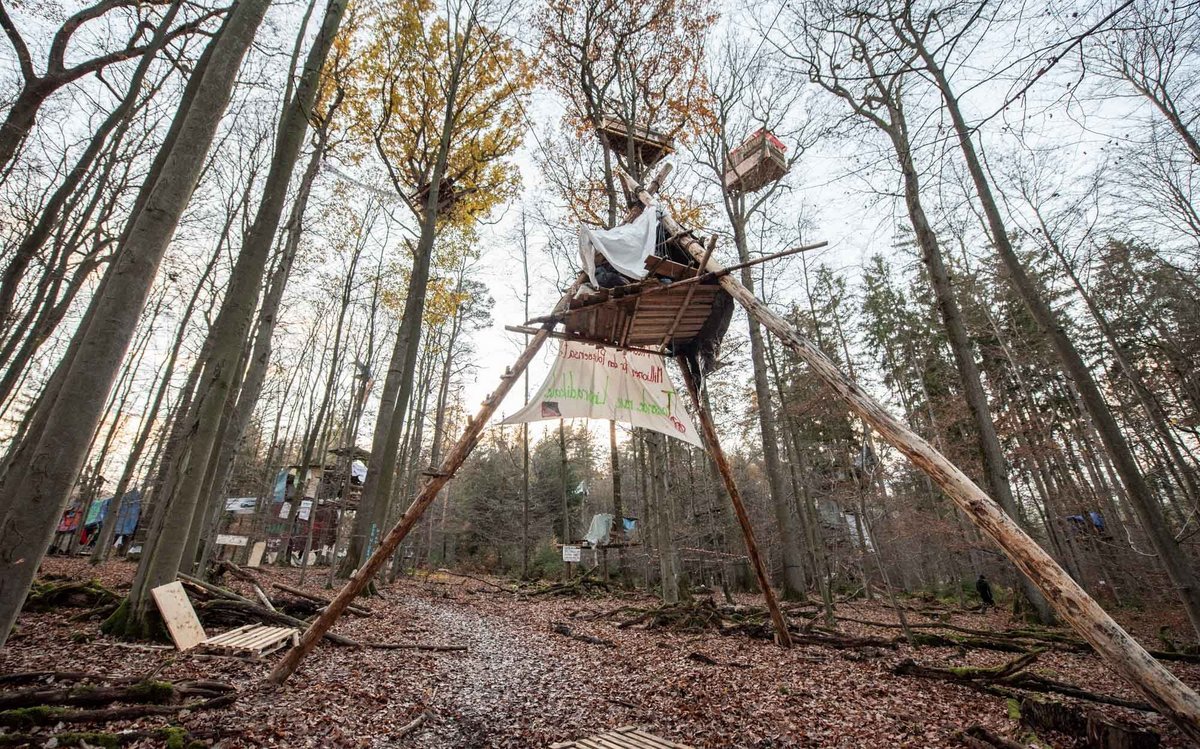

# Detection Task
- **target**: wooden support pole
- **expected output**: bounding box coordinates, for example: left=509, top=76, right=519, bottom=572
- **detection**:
left=267, top=280, right=582, bottom=685
left=678, top=359, right=792, bottom=648
left=660, top=235, right=717, bottom=348
left=622, top=174, right=1200, bottom=741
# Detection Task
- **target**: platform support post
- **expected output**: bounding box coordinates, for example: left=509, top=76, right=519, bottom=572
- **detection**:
left=678, top=359, right=792, bottom=647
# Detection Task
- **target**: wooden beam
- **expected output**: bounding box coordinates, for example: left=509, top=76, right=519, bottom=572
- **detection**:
left=528, top=240, right=827, bottom=326
left=622, top=174, right=1200, bottom=741
left=678, top=360, right=792, bottom=648
left=660, top=235, right=717, bottom=348
left=503, top=325, right=664, bottom=356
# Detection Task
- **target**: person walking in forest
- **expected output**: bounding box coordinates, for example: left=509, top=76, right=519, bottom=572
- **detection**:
left=976, top=574, right=995, bottom=611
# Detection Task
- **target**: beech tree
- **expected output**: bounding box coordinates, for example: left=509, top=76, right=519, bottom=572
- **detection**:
left=0, top=0, right=272, bottom=645
left=336, top=0, right=531, bottom=575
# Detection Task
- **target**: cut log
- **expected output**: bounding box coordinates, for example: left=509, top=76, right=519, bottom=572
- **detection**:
left=1020, top=697, right=1160, bottom=749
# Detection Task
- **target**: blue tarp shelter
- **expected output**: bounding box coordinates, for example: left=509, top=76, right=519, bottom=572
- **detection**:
left=85, top=489, right=142, bottom=536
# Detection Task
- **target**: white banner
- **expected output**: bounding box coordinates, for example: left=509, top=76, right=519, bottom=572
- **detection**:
left=500, top=341, right=702, bottom=447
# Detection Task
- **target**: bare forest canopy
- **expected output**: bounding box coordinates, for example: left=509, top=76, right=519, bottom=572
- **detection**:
left=1, top=0, right=1200, bottom=744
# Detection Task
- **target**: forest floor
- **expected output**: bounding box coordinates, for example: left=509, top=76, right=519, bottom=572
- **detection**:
left=3, top=557, right=1198, bottom=748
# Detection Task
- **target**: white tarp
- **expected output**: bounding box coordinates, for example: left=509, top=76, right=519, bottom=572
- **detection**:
left=584, top=513, right=614, bottom=547
left=500, top=340, right=702, bottom=447
left=350, top=460, right=367, bottom=483
left=579, top=207, right=658, bottom=287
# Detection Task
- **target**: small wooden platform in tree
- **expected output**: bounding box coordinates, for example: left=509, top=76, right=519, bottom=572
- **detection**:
left=550, top=726, right=693, bottom=749
left=597, top=116, right=675, bottom=166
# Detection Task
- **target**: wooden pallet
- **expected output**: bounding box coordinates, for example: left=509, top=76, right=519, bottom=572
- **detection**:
left=200, top=624, right=298, bottom=658
left=151, top=581, right=298, bottom=660
left=550, top=726, right=693, bottom=749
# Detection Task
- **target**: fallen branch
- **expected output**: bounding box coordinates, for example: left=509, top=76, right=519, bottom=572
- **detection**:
left=840, top=616, right=1200, bottom=663
left=685, top=652, right=751, bottom=669
left=0, top=726, right=225, bottom=747
left=214, top=561, right=276, bottom=612
left=551, top=622, right=615, bottom=647
left=367, top=642, right=467, bottom=652
left=395, top=712, right=427, bottom=739
left=958, top=726, right=1026, bottom=749
left=272, top=582, right=373, bottom=617
left=434, top=568, right=517, bottom=594
left=894, top=652, right=1155, bottom=712
left=0, top=672, right=92, bottom=687
left=0, top=693, right=236, bottom=729
left=0, top=678, right=232, bottom=710
left=22, top=579, right=119, bottom=611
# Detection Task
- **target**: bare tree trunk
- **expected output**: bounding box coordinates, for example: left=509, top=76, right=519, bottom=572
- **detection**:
left=90, top=232, right=222, bottom=564
left=730, top=217, right=806, bottom=599
left=632, top=177, right=1200, bottom=739
left=914, top=44, right=1200, bottom=640
left=117, top=0, right=345, bottom=637
left=0, top=0, right=271, bottom=646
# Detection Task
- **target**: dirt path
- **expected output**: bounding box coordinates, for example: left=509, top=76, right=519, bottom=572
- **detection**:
left=406, top=595, right=607, bottom=748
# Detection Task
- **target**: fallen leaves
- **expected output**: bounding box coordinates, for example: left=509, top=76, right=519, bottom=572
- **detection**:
left=2, top=558, right=1197, bottom=747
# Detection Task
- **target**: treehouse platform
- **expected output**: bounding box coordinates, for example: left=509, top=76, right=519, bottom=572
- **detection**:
left=558, top=254, right=732, bottom=358
left=597, top=115, right=675, bottom=167
left=724, top=129, right=788, bottom=193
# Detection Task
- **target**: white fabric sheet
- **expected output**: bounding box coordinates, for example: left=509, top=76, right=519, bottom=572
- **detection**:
left=578, top=207, right=659, bottom=286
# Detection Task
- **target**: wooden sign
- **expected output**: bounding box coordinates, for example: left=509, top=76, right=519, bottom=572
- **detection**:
left=562, top=545, right=581, bottom=563
left=150, top=581, right=207, bottom=651
left=216, top=534, right=248, bottom=547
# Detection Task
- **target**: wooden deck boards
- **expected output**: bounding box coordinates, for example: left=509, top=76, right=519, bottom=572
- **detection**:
left=550, top=726, right=693, bottom=749
left=562, top=283, right=723, bottom=351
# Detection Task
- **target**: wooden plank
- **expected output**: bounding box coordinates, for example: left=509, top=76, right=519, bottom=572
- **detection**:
left=217, top=626, right=275, bottom=648
left=204, top=624, right=256, bottom=645
left=629, top=729, right=691, bottom=748
left=643, top=256, right=697, bottom=280
left=150, top=581, right=208, bottom=651
left=588, top=735, right=637, bottom=749
left=610, top=732, right=673, bottom=749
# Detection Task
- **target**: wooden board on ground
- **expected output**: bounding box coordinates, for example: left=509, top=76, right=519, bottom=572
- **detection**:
left=151, top=580, right=298, bottom=659
left=550, top=726, right=693, bottom=749
left=247, top=541, right=266, bottom=567
left=150, top=581, right=208, bottom=651
left=201, top=624, right=298, bottom=658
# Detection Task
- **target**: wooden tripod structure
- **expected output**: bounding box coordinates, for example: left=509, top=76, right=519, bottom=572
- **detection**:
left=268, top=170, right=1200, bottom=744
